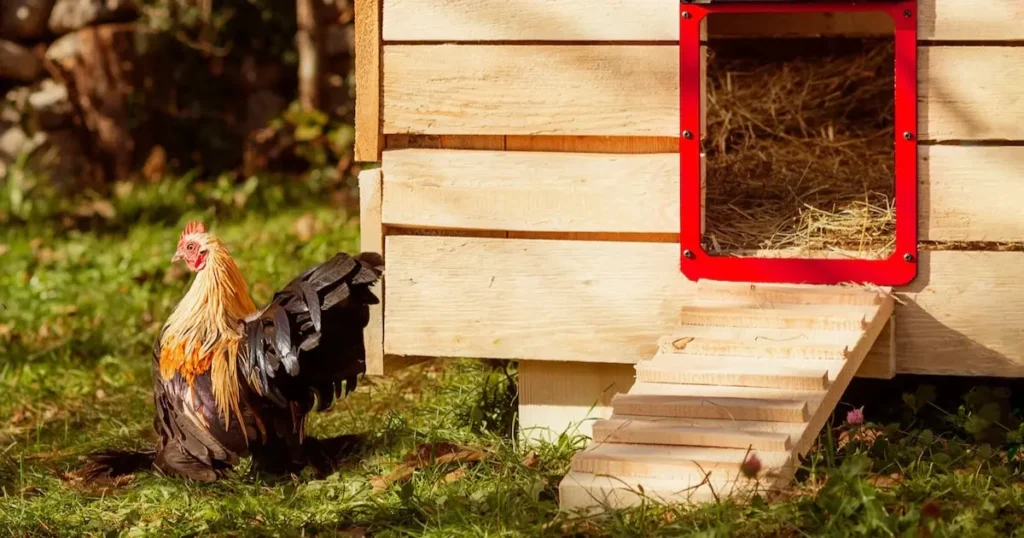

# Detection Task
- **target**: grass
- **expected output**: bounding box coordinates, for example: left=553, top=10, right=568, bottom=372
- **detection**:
left=3, top=177, right=1024, bottom=537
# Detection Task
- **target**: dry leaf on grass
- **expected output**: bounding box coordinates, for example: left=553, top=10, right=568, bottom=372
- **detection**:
left=443, top=468, right=466, bottom=484
left=370, top=464, right=415, bottom=493
left=522, top=451, right=539, bottom=469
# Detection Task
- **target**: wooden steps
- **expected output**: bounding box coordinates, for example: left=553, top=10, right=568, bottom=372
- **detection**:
left=558, top=281, right=895, bottom=512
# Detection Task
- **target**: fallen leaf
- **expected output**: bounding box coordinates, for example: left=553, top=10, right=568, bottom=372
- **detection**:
left=8, top=406, right=28, bottom=426
left=405, top=442, right=461, bottom=466
left=838, top=427, right=884, bottom=450
left=443, top=468, right=466, bottom=484
left=435, top=448, right=486, bottom=466
left=672, top=336, right=694, bottom=350
left=370, top=464, right=414, bottom=493
left=522, top=451, right=539, bottom=469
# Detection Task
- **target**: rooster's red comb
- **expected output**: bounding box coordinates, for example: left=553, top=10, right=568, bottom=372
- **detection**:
left=180, top=221, right=206, bottom=240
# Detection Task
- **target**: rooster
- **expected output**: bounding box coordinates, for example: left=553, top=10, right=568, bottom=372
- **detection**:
left=85, top=221, right=382, bottom=481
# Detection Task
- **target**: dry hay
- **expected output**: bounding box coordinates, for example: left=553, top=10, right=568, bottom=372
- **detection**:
left=703, top=38, right=896, bottom=259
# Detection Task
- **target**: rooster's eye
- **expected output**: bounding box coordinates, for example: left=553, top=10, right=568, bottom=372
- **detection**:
left=186, top=244, right=195, bottom=251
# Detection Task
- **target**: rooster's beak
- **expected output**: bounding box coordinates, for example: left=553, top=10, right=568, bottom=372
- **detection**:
left=171, top=251, right=183, bottom=263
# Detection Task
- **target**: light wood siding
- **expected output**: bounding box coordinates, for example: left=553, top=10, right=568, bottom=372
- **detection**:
left=384, top=236, right=1024, bottom=377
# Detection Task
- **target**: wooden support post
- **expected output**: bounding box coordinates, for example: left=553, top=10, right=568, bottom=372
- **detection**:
left=518, top=361, right=635, bottom=445
left=354, top=0, right=382, bottom=162
left=359, top=168, right=385, bottom=376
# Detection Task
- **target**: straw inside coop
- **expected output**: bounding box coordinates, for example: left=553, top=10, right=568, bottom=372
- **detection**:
left=703, top=37, right=896, bottom=259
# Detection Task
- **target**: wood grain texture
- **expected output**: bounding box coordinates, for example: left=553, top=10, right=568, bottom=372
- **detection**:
left=381, top=149, right=679, bottom=233
left=358, top=168, right=385, bottom=376
left=383, top=1, right=1024, bottom=42
left=382, top=44, right=1024, bottom=141
left=383, top=236, right=1024, bottom=376
left=919, top=0, right=1024, bottom=40
left=518, top=360, right=635, bottom=443
left=354, top=0, right=381, bottom=162
left=383, top=45, right=679, bottom=137
left=383, top=0, right=680, bottom=41
left=858, top=317, right=896, bottom=379
left=921, top=145, right=1024, bottom=241
left=380, top=147, right=1022, bottom=241
left=921, top=47, right=1024, bottom=142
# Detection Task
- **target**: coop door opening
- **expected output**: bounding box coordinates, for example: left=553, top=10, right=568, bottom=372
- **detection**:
left=679, top=2, right=918, bottom=286
left=705, top=12, right=895, bottom=259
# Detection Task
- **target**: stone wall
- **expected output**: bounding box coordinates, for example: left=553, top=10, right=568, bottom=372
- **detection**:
left=0, top=0, right=137, bottom=184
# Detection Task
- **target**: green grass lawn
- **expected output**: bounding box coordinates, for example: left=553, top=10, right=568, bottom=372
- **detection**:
left=2, top=178, right=1024, bottom=537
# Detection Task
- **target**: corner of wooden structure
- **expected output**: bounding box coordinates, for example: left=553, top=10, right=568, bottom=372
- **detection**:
left=518, top=360, right=637, bottom=445
left=856, top=315, right=896, bottom=379
left=354, top=0, right=382, bottom=162
left=358, top=167, right=385, bottom=376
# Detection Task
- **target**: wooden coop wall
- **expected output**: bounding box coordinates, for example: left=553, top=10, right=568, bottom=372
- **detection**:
left=355, top=0, right=1024, bottom=436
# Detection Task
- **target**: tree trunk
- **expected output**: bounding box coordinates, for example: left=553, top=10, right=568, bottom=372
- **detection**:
left=296, top=0, right=322, bottom=111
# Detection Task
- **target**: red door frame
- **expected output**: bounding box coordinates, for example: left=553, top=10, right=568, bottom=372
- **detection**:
left=679, top=1, right=918, bottom=286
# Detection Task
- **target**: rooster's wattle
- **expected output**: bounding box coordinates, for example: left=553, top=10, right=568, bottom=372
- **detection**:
left=87, top=221, right=382, bottom=481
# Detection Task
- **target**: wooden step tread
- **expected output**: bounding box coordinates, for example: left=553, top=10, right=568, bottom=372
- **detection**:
left=592, top=418, right=795, bottom=451
left=625, top=381, right=826, bottom=410
left=572, top=444, right=791, bottom=480
left=612, top=393, right=811, bottom=423
left=652, top=325, right=861, bottom=347
left=679, top=304, right=875, bottom=331
left=659, top=335, right=851, bottom=360
left=647, top=353, right=847, bottom=379
left=696, top=280, right=889, bottom=306
left=637, top=355, right=832, bottom=390
left=559, top=470, right=786, bottom=512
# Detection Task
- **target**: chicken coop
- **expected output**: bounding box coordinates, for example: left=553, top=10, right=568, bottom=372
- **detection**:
left=353, top=0, right=1024, bottom=511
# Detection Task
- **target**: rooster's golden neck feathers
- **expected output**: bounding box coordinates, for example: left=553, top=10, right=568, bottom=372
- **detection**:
left=160, top=234, right=257, bottom=430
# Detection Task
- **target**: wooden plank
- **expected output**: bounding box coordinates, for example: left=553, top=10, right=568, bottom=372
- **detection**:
left=382, top=0, right=911, bottom=41
left=518, top=361, right=635, bottom=443
left=636, top=355, right=831, bottom=391
left=591, top=418, right=794, bottom=451
left=921, top=145, right=1024, bottom=241
left=897, top=252, right=1024, bottom=377
left=380, top=45, right=1024, bottom=142
left=382, top=0, right=679, bottom=41
left=857, top=316, right=896, bottom=379
left=559, top=470, right=773, bottom=512
left=384, top=236, right=695, bottom=363
left=383, top=45, right=679, bottom=137
left=919, top=0, right=1024, bottom=41
left=611, top=394, right=811, bottom=423
left=381, top=149, right=679, bottom=233
left=572, top=444, right=792, bottom=479
left=380, top=146, right=1024, bottom=241
left=921, top=47, right=1024, bottom=142
left=358, top=169, right=385, bottom=376
left=658, top=335, right=850, bottom=361
left=383, top=237, right=1024, bottom=376
left=623, top=382, right=825, bottom=406
left=354, top=0, right=382, bottom=162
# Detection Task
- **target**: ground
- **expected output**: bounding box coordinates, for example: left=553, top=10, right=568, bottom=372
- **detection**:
left=2, top=178, right=1024, bottom=537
